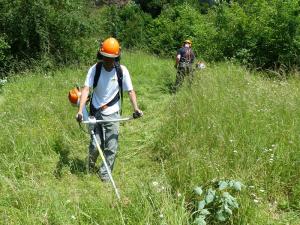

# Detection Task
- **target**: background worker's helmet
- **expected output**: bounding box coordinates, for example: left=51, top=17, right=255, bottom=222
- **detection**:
left=184, top=39, right=192, bottom=46
left=68, top=87, right=81, bottom=105
left=99, top=37, right=121, bottom=58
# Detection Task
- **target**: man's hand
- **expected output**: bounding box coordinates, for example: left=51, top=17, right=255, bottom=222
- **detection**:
left=76, top=112, right=83, bottom=123
left=133, top=109, right=143, bottom=119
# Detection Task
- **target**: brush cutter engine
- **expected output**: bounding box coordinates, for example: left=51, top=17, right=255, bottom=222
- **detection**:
left=68, top=86, right=81, bottom=106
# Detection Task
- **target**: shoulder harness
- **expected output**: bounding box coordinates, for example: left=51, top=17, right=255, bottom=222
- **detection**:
left=91, top=61, right=123, bottom=114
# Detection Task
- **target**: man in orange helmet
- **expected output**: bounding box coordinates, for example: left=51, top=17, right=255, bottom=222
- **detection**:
left=76, top=37, right=143, bottom=182
left=174, top=39, right=195, bottom=91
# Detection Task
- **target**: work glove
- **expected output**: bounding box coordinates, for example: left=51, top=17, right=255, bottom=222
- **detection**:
left=76, top=112, right=83, bottom=123
left=133, top=109, right=143, bottom=119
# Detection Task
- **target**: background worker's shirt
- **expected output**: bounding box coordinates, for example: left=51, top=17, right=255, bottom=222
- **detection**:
left=85, top=64, right=133, bottom=115
left=177, top=47, right=195, bottom=63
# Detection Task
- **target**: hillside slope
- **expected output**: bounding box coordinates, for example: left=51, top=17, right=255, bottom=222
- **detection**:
left=0, top=52, right=299, bottom=224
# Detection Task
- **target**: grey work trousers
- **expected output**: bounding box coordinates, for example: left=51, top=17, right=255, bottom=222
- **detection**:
left=88, top=110, right=120, bottom=180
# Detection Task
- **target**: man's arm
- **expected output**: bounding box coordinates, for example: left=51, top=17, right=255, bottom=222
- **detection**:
left=76, top=85, right=90, bottom=121
left=128, top=90, right=143, bottom=117
left=175, top=53, right=181, bottom=68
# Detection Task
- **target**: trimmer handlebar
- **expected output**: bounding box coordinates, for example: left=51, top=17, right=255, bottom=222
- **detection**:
left=81, top=111, right=142, bottom=124
left=82, top=116, right=134, bottom=124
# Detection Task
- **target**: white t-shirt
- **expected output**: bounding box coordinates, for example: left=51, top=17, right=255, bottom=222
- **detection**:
left=84, top=63, right=133, bottom=115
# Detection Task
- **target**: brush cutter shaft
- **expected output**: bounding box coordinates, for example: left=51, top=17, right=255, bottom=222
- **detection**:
left=91, top=130, right=121, bottom=200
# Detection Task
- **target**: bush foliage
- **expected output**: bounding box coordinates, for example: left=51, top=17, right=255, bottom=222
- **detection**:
left=1, top=0, right=299, bottom=74
left=110, top=0, right=300, bottom=71
left=0, top=0, right=96, bottom=76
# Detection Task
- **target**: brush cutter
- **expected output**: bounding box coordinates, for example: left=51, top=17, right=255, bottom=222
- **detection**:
left=82, top=110, right=139, bottom=200
left=78, top=106, right=142, bottom=201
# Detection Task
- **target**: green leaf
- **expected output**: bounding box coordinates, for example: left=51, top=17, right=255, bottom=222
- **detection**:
left=198, top=200, right=206, bottom=210
left=228, top=180, right=235, bottom=188
left=216, top=210, right=227, bottom=222
left=205, top=188, right=215, bottom=204
left=218, top=181, right=228, bottom=190
left=200, top=209, right=210, bottom=216
left=194, top=216, right=206, bottom=225
left=194, top=186, right=203, bottom=196
left=224, top=205, right=233, bottom=215
left=233, top=181, right=242, bottom=191
left=223, top=192, right=239, bottom=208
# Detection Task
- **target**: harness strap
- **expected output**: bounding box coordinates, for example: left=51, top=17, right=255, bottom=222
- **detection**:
left=90, top=61, right=123, bottom=115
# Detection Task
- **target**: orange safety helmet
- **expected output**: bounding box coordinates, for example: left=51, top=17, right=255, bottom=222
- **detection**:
left=99, top=37, right=121, bottom=58
left=68, top=87, right=81, bottom=105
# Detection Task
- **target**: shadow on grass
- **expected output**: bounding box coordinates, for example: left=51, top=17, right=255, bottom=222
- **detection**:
left=52, top=139, right=86, bottom=178
left=161, top=80, right=177, bottom=94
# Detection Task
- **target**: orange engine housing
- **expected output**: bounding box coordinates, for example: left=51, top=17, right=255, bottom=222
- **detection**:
left=68, top=87, right=81, bottom=105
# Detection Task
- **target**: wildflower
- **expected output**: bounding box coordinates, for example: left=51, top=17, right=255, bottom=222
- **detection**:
left=152, top=181, right=159, bottom=186
left=71, top=215, right=76, bottom=220
left=159, top=213, right=164, bottom=219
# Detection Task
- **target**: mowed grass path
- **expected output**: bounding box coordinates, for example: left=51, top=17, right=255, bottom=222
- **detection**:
left=0, top=51, right=178, bottom=225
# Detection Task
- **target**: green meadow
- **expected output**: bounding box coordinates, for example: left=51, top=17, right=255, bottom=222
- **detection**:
left=0, top=51, right=299, bottom=224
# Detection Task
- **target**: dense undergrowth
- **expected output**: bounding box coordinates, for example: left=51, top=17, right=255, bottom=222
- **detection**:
left=1, top=0, right=299, bottom=77
left=110, top=0, right=300, bottom=72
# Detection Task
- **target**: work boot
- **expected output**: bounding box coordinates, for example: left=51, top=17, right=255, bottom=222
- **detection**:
left=101, top=177, right=110, bottom=183
left=98, top=172, right=110, bottom=183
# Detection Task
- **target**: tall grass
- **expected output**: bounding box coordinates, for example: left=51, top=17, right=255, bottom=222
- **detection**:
left=153, top=63, right=300, bottom=224
left=0, top=52, right=299, bottom=224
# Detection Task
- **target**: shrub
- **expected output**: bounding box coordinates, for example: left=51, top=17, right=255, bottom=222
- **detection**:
left=0, top=0, right=95, bottom=74
left=192, top=180, right=243, bottom=225
left=213, top=0, right=300, bottom=70
left=104, top=2, right=152, bottom=49
left=0, top=36, right=10, bottom=76
left=146, top=4, right=218, bottom=59
left=111, top=0, right=300, bottom=72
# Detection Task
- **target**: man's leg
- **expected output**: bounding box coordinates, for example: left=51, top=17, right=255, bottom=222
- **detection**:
left=187, top=64, right=194, bottom=86
left=175, top=66, right=185, bottom=91
left=99, top=111, right=120, bottom=181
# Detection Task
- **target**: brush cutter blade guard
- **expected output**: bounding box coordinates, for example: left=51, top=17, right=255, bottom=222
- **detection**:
left=68, top=87, right=81, bottom=105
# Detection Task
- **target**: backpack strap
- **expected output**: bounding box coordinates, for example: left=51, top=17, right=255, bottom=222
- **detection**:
left=93, top=62, right=102, bottom=89
left=184, top=48, right=192, bottom=63
left=91, top=61, right=124, bottom=115
left=114, top=62, right=123, bottom=109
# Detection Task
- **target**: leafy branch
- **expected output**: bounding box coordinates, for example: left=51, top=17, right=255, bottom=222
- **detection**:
left=192, top=179, right=243, bottom=225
